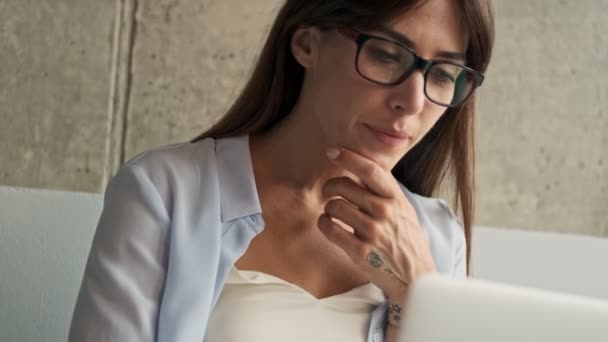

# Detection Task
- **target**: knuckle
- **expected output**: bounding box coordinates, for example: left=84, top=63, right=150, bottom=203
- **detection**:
left=373, top=203, right=390, bottom=217
left=326, top=199, right=343, bottom=214
left=364, top=222, right=381, bottom=242
left=364, top=164, right=378, bottom=179
left=342, top=176, right=358, bottom=187
left=321, top=220, right=336, bottom=237
left=362, top=219, right=376, bottom=232
left=318, top=213, right=330, bottom=226
left=324, top=226, right=336, bottom=239
left=322, top=178, right=338, bottom=194
left=354, top=243, right=371, bottom=259
left=368, top=227, right=380, bottom=241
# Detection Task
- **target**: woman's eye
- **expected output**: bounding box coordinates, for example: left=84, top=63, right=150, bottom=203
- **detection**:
left=430, top=69, right=456, bottom=85
left=371, top=49, right=400, bottom=63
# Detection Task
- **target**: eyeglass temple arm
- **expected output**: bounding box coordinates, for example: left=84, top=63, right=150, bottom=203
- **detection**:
left=336, top=27, right=359, bottom=41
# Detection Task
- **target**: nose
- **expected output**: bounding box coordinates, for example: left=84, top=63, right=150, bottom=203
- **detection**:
left=387, top=70, right=425, bottom=116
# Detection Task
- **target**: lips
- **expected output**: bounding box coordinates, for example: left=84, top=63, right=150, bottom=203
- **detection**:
left=364, top=124, right=410, bottom=139
left=363, top=123, right=411, bottom=147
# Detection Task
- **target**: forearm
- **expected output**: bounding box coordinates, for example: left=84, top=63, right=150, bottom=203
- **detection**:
left=383, top=297, right=406, bottom=342
left=385, top=322, right=401, bottom=342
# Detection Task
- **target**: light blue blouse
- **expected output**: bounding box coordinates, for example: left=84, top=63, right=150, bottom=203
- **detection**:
left=68, top=135, right=466, bottom=342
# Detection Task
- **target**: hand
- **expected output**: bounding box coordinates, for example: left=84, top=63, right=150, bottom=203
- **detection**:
left=318, top=147, right=437, bottom=304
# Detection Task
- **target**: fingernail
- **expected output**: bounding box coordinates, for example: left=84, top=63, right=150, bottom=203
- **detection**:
left=326, top=148, right=340, bottom=160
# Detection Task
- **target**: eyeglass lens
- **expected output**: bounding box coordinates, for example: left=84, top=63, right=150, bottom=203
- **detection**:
left=357, top=38, right=476, bottom=106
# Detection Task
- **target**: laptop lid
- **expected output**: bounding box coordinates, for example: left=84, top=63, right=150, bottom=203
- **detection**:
left=399, top=274, right=608, bottom=342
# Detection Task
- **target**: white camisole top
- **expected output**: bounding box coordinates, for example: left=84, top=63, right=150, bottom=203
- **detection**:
left=203, top=266, right=386, bottom=342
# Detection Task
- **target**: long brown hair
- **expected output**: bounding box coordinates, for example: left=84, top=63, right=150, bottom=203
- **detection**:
left=192, top=0, right=495, bottom=274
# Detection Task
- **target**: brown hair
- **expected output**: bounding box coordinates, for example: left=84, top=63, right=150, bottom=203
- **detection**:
left=192, top=0, right=495, bottom=274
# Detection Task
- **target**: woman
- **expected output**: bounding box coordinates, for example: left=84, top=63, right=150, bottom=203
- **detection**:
left=68, top=0, right=494, bottom=341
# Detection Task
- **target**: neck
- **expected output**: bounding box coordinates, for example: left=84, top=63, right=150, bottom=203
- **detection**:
left=249, top=103, right=352, bottom=209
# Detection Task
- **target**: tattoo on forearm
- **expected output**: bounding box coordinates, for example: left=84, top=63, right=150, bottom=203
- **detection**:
left=367, top=251, right=409, bottom=288
left=388, top=303, right=403, bottom=326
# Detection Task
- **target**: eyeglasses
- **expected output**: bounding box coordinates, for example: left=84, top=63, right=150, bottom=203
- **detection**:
left=337, top=27, right=484, bottom=108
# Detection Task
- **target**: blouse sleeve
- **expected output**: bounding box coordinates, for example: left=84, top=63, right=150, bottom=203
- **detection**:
left=452, top=226, right=467, bottom=278
left=443, top=200, right=467, bottom=278
left=435, top=198, right=467, bottom=278
left=68, top=164, right=170, bottom=341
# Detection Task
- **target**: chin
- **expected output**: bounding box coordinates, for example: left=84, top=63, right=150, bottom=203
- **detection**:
left=346, top=140, right=404, bottom=171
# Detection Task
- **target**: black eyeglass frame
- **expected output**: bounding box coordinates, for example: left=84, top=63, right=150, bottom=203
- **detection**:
left=336, top=27, right=485, bottom=108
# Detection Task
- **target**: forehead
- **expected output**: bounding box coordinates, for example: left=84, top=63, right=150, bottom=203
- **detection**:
left=381, top=0, right=468, bottom=56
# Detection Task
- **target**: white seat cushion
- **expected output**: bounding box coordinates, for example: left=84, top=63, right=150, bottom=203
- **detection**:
left=471, top=226, right=608, bottom=299
left=0, top=186, right=101, bottom=342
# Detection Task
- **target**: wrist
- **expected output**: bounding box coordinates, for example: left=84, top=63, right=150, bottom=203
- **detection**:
left=385, top=287, right=408, bottom=304
left=387, top=300, right=405, bottom=327
left=385, top=286, right=410, bottom=327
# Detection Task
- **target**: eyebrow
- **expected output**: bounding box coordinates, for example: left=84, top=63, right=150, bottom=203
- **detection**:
left=373, top=26, right=467, bottom=62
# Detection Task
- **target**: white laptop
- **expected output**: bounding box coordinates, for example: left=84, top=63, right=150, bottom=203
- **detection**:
left=399, top=274, right=608, bottom=342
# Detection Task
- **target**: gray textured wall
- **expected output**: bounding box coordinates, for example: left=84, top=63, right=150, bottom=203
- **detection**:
left=477, top=1, right=608, bottom=236
left=1, top=0, right=606, bottom=237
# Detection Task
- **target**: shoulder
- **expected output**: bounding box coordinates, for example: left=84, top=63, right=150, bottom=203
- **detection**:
left=124, top=138, right=216, bottom=177
left=397, top=183, right=466, bottom=275
left=109, top=138, right=218, bottom=211
left=122, top=137, right=216, bottom=183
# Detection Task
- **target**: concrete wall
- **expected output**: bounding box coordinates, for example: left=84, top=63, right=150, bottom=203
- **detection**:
left=1, top=0, right=606, bottom=237
left=476, top=1, right=608, bottom=236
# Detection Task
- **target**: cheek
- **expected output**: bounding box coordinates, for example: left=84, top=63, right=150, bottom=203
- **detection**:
left=418, top=105, right=448, bottom=140
left=314, top=58, right=377, bottom=128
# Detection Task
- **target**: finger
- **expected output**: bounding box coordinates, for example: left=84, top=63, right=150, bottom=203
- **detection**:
left=322, top=176, right=386, bottom=217
left=326, top=147, right=395, bottom=198
left=318, top=213, right=368, bottom=259
left=324, top=198, right=380, bottom=241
